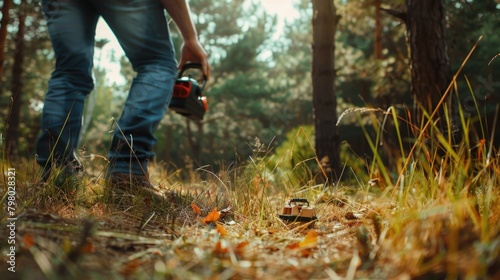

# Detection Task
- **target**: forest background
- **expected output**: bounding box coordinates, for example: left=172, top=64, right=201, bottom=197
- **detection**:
left=0, top=0, right=499, bottom=183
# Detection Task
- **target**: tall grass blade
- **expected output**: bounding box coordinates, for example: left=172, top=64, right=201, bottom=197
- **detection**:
left=394, top=36, right=483, bottom=195
left=486, top=104, right=498, bottom=165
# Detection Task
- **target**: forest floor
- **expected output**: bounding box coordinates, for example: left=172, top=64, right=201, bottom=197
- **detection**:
left=1, top=161, right=500, bottom=280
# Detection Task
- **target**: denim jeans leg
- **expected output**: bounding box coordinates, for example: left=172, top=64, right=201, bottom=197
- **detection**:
left=36, top=0, right=98, bottom=170
left=91, top=0, right=177, bottom=175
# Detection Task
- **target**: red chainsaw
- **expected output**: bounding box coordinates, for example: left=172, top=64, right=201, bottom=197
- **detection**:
left=169, top=63, right=208, bottom=121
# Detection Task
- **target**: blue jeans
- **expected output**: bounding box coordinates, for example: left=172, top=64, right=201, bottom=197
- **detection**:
left=37, top=0, right=177, bottom=176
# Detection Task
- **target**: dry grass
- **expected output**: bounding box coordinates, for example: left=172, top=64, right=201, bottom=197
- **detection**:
left=1, top=140, right=499, bottom=280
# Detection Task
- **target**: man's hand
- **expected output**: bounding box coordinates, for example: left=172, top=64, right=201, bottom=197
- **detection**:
left=179, top=39, right=210, bottom=80
left=161, top=0, right=210, bottom=80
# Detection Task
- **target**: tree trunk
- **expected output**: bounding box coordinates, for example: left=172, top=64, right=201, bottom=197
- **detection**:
left=0, top=0, right=13, bottom=81
left=406, top=0, right=460, bottom=145
left=374, top=0, right=383, bottom=59
left=5, top=0, right=26, bottom=159
left=311, top=0, right=340, bottom=183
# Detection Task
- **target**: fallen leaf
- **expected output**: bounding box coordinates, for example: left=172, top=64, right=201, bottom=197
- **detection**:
left=191, top=203, right=202, bottom=215
left=286, top=231, right=318, bottom=258
left=203, top=208, right=220, bottom=224
left=212, top=241, right=228, bottom=255
left=23, top=234, right=35, bottom=248
left=80, top=241, right=95, bottom=253
left=299, top=230, right=318, bottom=248
left=234, top=241, right=249, bottom=258
left=216, top=222, right=228, bottom=236
left=301, top=248, right=313, bottom=257
left=286, top=242, right=300, bottom=250
left=121, top=259, right=144, bottom=276
left=267, top=246, right=280, bottom=252
left=286, top=243, right=313, bottom=257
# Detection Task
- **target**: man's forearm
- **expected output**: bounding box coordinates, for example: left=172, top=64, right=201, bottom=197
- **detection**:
left=161, top=0, right=198, bottom=41
left=161, top=0, right=210, bottom=78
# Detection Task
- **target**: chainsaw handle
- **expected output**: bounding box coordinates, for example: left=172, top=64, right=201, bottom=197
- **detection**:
left=288, top=198, right=310, bottom=206
left=178, top=63, right=207, bottom=91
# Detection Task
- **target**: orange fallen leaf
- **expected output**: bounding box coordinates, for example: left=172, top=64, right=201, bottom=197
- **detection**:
left=236, top=241, right=249, bottom=249
left=191, top=203, right=202, bottom=215
left=80, top=241, right=95, bottom=253
left=299, top=230, right=318, bottom=248
left=286, top=231, right=318, bottom=258
left=286, top=242, right=300, bottom=250
left=286, top=242, right=314, bottom=258
left=267, top=246, right=280, bottom=252
left=234, top=241, right=249, bottom=258
left=216, top=222, right=228, bottom=236
left=300, top=248, right=313, bottom=258
left=212, top=241, right=228, bottom=255
left=203, top=208, right=220, bottom=224
left=121, top=259, right=144, bottom=276
left=23, top=234, right=35, bottom=248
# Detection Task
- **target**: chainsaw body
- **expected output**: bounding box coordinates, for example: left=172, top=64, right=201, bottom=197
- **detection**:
left=279, top=198, right=317, bottom=224
left=169, top=63, right=207, bottom=121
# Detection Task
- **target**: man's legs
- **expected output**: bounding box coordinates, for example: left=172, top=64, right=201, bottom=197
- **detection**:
left=37, top=0, right=99, bottom=179
left=92, top=0, right=177, bottom=177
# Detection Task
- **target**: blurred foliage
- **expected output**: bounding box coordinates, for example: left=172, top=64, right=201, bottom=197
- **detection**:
left=0, top=0, right=51, bottom=156
left=445, top=0, right=500, bottom=143
left=264, top=125, right=369, bottom=188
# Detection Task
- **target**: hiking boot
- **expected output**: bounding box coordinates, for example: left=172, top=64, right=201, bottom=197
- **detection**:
left=107, top=172, right=158, bottom=191
left=105, top=172, right=167, bottom=207
left=40, top=151, right=84, bottom=193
